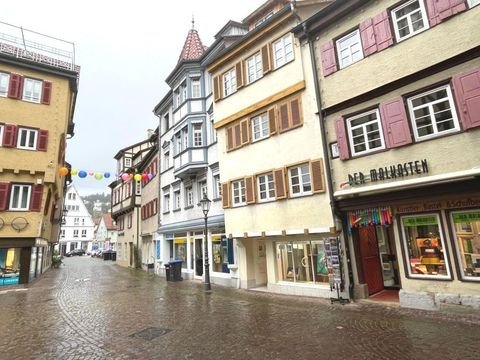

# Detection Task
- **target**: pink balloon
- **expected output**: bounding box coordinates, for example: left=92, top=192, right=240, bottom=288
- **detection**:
left=121, top=173, right=130, bottom=181
left=147, top=173, right=154, bottom=180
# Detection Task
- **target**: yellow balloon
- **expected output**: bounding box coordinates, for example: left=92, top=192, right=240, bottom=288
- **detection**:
left=134, top=174, right=142, bottom=182
left=58, top=167, right=69, bottom=176
left=70, top=169, right=78, bottom=176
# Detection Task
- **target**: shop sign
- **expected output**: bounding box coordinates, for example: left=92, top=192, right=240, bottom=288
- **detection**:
left=452, top=212, right=480, bottom=223
left=397, top=197, right=480, bottom=214
left=347, top=159, right=428, bottom=186
left=402, top=215, right=438, bottom=227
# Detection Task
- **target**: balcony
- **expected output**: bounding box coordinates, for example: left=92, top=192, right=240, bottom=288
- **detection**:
left=173, top=147, right=208, bottom=179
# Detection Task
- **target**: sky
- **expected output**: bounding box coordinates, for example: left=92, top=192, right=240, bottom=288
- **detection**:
left=2, top=0, right=261, bottom=195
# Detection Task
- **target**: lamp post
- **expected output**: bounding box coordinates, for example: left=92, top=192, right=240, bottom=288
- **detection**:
left=200, top=194, right=211, bottom=291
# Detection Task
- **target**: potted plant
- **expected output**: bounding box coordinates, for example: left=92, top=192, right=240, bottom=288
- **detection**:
left=52, top=251, right=63, bottom=269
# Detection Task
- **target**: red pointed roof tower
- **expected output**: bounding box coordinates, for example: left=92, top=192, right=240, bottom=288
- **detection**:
left=177, top=17, right=206, bottom=63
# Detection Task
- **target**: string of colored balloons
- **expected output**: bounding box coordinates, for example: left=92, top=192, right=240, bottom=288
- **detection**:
left=58, top=167, right=153, bottom=182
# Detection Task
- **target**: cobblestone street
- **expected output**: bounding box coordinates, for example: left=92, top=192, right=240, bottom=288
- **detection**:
left=0, top=257, right=479, bottom=360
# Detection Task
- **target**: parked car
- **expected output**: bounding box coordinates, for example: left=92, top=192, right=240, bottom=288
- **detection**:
left=65, top=248, right=85, bottom=257
left=91, top=250, right=103, bottom=258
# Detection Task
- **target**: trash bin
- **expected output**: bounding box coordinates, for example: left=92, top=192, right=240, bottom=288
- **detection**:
left=164, top=263, right=171, bottom=281
left=111, top=251, right=116, bottom=261
left=103, top=250, right=111, bottom=261
left=169, top=259, right=183, bottom=281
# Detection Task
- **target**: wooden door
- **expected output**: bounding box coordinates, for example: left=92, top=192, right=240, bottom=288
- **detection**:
left=359, top=226, right=383, bottom=295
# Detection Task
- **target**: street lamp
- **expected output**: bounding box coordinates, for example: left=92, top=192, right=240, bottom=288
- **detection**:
left=200, top=194, right=211, bottom=291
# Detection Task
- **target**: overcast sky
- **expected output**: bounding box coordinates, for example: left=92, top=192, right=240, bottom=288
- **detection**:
left=2, top=0, right=261, bottom=195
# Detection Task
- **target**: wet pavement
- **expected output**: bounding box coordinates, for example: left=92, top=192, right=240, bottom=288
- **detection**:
left=0, top=257, right=479, bottom=360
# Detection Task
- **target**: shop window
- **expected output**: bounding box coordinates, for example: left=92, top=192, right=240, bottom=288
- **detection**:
left=173, top=237, right=187, bottom=268
left=450, top=209, right=480, bottom=281
left=276, top=240, right=329, bottom=284
left=391, top=0, right=429, bottom=42
left=0, top=248, right=21, bottom=286
left=401, top=214, right=451, bottom=279
left=211, top=235, right=231, bottom=273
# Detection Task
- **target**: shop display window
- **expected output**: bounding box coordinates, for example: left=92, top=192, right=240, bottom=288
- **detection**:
left=450, top=209, right=480, bottom=280
left=173, top=238, right=187, bottom=268
left=401, top=214, right=451, bottom=279
left=276, top=240, right=329, bottom=284
left=0, top=248, right=21, bottom=286
left=211, top=236, right=231, bottom=273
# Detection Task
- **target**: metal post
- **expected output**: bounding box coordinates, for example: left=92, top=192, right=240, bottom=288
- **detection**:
left=204, top=213, right=211, bottom=291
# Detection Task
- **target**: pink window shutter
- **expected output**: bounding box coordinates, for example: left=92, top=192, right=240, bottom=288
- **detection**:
left=30, top=184, right=44, bottom=212
left=359, top=18, right=377, bottom=56
left=2, top=124, right=17, bottom=147
left=426, top=0, right=466, bottom=27
left=334, top=117, right=349, bottom=160
left=0, top=183, right=10, bottom=211
left=320, top=40, right=337, bottom=77
left=379, top=98, right=412, bottom=148
left=37, top=130, right=48, bottom=151
left=453, top=68, right=480, bottom=130
left=373, top=10, right=393, bottom=51
left=7, top=74, right=22, bottom=99
left=41, top=81, right=52, bottom=105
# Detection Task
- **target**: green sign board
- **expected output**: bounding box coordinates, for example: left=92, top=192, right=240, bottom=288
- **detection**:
left=452, top=212, right=480, bottom=224
left=402, top=216, right=438, bottom=227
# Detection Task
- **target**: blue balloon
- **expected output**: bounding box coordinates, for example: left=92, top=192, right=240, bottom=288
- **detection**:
left=104, top=172, right=111, bottom=178
left=78, top=171, right=87, bottom=178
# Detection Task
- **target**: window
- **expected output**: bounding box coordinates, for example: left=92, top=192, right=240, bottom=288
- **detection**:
left=347, top=109, right=385, bottom=156
left=0, top=124, right=3, bottom=147
left=251, top=112, right=269, bottom=141
left=336, top=30, right=363, bottom=69
left=185, top=186, right=193, bottom=207
left=9, top=184, right=31, bottom=210
left=391, top=0, right=429, bottom=42
left=401, top=214, right=451, bottom=279
left=163, top=192, right=170, bottom=213
left=213, top=175, right=221, bottom=199
left=232, top=180, right=246, bottom=206
left=74, top=218, right=79, bottom=225
left=273, top=34, right=293, bottom=69
left=81, top=230, right=87, bottom=238
left=469, top=0, right=480, bottom=7
left=257, top=173, right=275, bottom=202
left=17, top=128, right=38, bottom=150
left=174, top=89, right=181, bottom=108
left=163, top=149, right=170, bottom=171
left=246, top=52, right=263, bottom=83
left=60, top=229, right=65, bottom=237
left=22, top=78, right=42, bottom=103
left=164, top=113, right=170, bottom=132
left=223, top=68, right=236, bottom=97
left=198, top=180, right=207, bottom=199
left=124, top=157, right=132, bottom=167
left=127, top=214, right=132, bottom=229
left=407, top=85, right=459, bottom=141
left=182, top=127, right=188, bottom=150
left=209, top=113, right=217, bottom=143
left=191, top=79, right=201, bottom=98
left=174, top=190, right=181, bottom=210
left=193, top=124, right=203, bottom=146
left=288, top=164, right=311, bottom=197
left=182, top=83, right=187, bottom=102
left=450, top=209, right=480, bottom=281
left=0, top=72, right=9, bottom=97
left=73, top=230, right=79, bottom=238
left=81, top=219, right=85, bottom=225
left=176, top=133, right=182, bottom=153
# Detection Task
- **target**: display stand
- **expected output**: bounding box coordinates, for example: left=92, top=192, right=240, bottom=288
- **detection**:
left=325, top=237, right=349, bottom=305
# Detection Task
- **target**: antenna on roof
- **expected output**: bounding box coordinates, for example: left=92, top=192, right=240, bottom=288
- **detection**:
left=192, top=14, right=195, bottom=29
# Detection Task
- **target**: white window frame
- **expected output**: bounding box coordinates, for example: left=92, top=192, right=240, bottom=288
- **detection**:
left=346, top=109, right=386, bottom=156
left=163, top=192, right=170, bottom=213
left=81, top=230, right=87, bottom=238
left=176, top=133, right=182, bottom=153
left=163, top=149, right=170, bottom=171
left=124, top=157, right=132, bottom=167
left=213, top=174, right=221, bottom=199
left=0, top=72, right=9, bottom=97
left=182, top=127, right=188, bottom=150
left=336, top=30, right=364, bottom=69
left=232, top=180, right=246, bottom=206
left=185, top=186, right=193, bottom=207
left=251, top=112, right=269, bottom=141
left=17, top=127, right=38, bottom=150
left=257, top=173, right=275, bottom=202
left=191, top=79, right=201, bottom=98
left=9, top=184, right=31, bottom=211
left=22, top=78, right=42, bottom=103
left=391, top=0, right=429, bottom=42
left=198, top=180, right=207, bottom=199
left=193, top=124, right=203, bottom=147
left=0, top=124, right=3, bottom=147
left=273, top=33, right=294, bottom=69
left=74, top=217, right=79, bottom=225
left=246, top=52, right=263, bottom=84
left=468, top=0, right=480, bottom=8
left=407, top=85, right=460, bottom=142
left=73, top=230, right=79, bottom=238
left=288, top=164, right=312, bottom=197
left=174, top=190, right=181, bottom=210
left=223, top=68, right=236, bottom=97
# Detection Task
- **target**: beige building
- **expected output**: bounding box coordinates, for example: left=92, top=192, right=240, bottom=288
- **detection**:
left=297, top=0, right=480, bottom=309
left=0, top=22, right=79, bottom=285
left=208, top=0, right=339, bottom=297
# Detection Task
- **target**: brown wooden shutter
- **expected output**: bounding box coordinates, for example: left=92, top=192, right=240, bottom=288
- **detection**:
left=43, top=188, right=51, bottom=216
left=234, top=123, right=241, bottom=148
left=30, top=184, right=44, bottom=212
left=290, top=97, right=302, bottom=127
left=41, top=81, right=52, bottom=105
left=213, top=76, right=220, bottom=102
left=311, top=160, right=325, bottom=193
left=240, top=119, right=249, bottom=145
left=226, top=126, right=234, bottom=151
left=2, top=124, right=17, bottom=147
left=279, top=103, right=290, bottom=132
left=274, top=169, right=287, bottom=200
left=236, top=62, right=244, bottom=89
left=8, top=74, right=22, bottom=99
left=268, top=107, right=277, bottom=135
left=58, top=133, right=65, bottom=163
left=37, top=129, right=48, bottom=151
left=221, top=182, right=231, bottom=208
left=0, top=183, right=10, bottom=211
left=261, top=45, right=271, bottom=74
left=50, top=201, right=56, bottom=223
left=245, top=176, right=256, bottom=204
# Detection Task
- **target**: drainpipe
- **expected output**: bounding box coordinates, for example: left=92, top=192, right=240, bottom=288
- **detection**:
left=302, top=22, right=354, bottom=301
